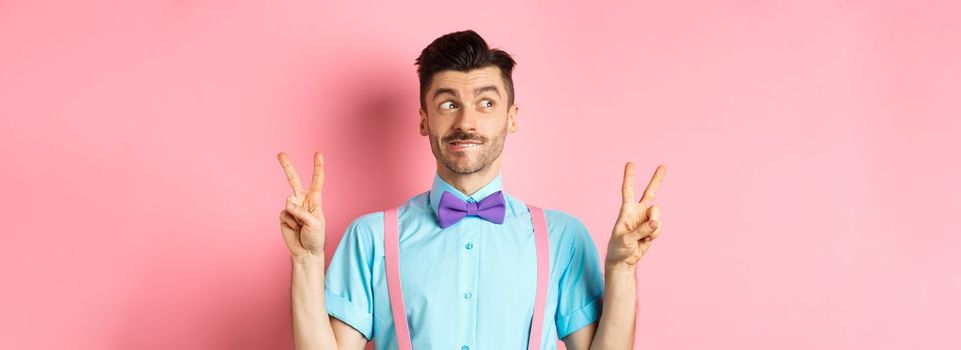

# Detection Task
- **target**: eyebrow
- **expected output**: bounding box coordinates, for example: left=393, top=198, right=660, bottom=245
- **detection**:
left=432, top=85, right=501, bottom=100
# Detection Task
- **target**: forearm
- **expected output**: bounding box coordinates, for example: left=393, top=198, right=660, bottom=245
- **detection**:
left=291, top=254, right=338, bottom=350
left=591, top=263, right=638, bottom=350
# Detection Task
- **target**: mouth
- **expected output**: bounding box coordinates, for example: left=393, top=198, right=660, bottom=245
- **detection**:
left=448, top=140, right=482, bottom=152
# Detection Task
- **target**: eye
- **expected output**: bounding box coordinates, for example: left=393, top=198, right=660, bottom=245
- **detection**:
left=479, top=100, right=494, bottom=109
left=440, top=101, right=457, bottom=110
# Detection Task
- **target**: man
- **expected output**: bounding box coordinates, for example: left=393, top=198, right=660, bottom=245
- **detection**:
left=277, top=30, right=666, bottom=350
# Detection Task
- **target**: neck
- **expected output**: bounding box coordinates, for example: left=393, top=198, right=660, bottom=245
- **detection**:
left=436, top=159, right=501, bottom=196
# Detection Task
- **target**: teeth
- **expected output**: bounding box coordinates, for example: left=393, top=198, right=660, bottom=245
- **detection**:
left=452, top=143, right=479, bottom=148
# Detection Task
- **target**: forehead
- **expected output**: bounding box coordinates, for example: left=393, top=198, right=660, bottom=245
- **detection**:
left=428, top=66, right=505, bottom=97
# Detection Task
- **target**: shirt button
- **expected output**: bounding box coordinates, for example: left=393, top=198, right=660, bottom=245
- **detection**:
left=461, top=346, right=469, bottom=350
left=463, top=291, right=472, bottom=300
left=465, top=242, right=473, bottom=250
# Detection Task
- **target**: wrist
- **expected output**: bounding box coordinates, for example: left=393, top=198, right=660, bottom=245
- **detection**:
left=290, top=253, right=325, bottom=266
left=605, top=261, right=637, bottom=276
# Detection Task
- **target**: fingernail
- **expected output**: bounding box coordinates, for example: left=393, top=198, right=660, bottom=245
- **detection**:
left=286, top=203, right=295, bottom=210
left=649, top=220, right=658, bottom=230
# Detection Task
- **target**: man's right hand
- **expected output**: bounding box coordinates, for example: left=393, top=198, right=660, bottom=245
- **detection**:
left=277, top=151, right=327, bottom=258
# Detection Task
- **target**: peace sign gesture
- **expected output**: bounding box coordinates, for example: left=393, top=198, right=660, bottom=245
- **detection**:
left=605, top=162, right=666, bottom=270
left=277, top=151, right=327, bottom=258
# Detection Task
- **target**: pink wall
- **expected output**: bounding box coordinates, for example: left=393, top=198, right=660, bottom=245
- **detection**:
left=1, top=1, right=958, bottom=349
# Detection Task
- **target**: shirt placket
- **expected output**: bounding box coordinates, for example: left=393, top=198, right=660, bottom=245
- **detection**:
left=457, top=198, right=480, bottom=350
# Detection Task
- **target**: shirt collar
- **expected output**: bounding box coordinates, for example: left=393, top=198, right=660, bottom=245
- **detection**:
left=429, top=172, right=504, bottom=223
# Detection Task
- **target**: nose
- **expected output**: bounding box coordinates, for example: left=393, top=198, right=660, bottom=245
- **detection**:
left=453, top=107, right=479, bottom=132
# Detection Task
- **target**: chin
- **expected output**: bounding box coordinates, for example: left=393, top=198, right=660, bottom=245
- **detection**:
left=445, top=159, right=486, bottom=174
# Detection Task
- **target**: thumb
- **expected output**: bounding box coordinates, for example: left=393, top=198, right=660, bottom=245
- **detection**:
left=627, top=219, right=658, bottom=241
left=286, top=199, right=319, bottom=228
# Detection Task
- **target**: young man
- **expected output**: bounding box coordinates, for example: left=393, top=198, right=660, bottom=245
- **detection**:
left=277, top=30, right=666, bottom=350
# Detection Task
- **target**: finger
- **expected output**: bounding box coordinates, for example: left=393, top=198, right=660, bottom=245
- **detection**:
left=647, top=204, right=661, bottom=222
left=305, top=191, right=323, bottom=214
left=621, top=162, right=634, bottom=203
left=647, top=205, right=662, bottom=239
left=286, top=198, right=318, bottom=227
left=638, top=165, right=666, bottom=206
left=645, top=222, right=659, bottom=242
left=309, top=152, right=325, bottom=193
left=280, top=210, right=300, bottom=229
left=287, top=194, right=305, bottom=224
left=627, top=218, right=659, bottom=241
left=277, top=152, right=305, bottom=194
left=647, top=222, right=662, bottom=240
left=649, top=223, right=662, bottom=240
left=279, top=211, right=302, bottom=249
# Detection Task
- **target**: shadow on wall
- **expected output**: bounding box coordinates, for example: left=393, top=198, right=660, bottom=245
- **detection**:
left=316, top=55, right=430, bottom=350
left=110, top=48, right=425, bottom=349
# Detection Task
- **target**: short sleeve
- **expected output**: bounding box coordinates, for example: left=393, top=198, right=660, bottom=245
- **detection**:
left=553, top=215, right=605, bottom=339
left=324, top=216, right=378, bottom=340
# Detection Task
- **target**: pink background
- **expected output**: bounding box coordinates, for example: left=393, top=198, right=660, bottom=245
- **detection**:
left=1, top=1, right=958, bottom=349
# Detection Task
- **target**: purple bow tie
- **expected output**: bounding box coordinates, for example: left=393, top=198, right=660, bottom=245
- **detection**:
left=437, top=190, right=506, bottom=228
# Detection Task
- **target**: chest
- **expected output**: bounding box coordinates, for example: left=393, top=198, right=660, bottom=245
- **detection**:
left=366, top=210, right=568, bottom=349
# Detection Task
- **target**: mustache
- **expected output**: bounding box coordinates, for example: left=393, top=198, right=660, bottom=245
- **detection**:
left=443, top=131, right=486, bottom=143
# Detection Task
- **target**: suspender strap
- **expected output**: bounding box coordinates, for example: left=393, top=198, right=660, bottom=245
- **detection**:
left=527, top=205, right=549, bottom=350
left=384, top=207, right=413, bottom=350
left=383, top=205, right=550, bottom=350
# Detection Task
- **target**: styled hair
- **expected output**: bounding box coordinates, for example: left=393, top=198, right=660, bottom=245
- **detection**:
left=415, top=30, right=517, bottom=110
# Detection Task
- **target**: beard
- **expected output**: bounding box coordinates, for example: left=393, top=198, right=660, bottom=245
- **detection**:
left=428, top=124, right=507, bottom=175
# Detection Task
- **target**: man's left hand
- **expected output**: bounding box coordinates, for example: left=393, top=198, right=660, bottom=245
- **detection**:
left=605, top=162, right=666, bottom=271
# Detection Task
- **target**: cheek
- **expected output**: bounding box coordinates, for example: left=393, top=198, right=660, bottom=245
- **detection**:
left=432, top=120, right=464, bottom=139
left=489, top=114, right=510, bottom=132
left=426, top=121, right=444, bottom=137
left=427, top=122, right=448, bottom=141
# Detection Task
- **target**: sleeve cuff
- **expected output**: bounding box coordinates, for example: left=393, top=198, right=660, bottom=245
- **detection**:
left=325, top=289, right=374, bottom=340
left=556, top=295, right=603, bottom=339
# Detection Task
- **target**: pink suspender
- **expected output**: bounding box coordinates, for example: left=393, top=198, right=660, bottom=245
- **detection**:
left=528, top=205, right=550, bottom=350
left=384, top=207, right=412, bottom=350
left=383, top=205, right=550, bottom=350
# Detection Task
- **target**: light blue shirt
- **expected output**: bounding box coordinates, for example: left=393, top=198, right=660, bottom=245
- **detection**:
left=324, top=172, right=605, bottom=350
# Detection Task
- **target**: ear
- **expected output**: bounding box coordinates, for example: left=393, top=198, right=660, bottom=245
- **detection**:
left=419, top=107, right=429, bottom=136
left=507, top=103, right=519, bottom=133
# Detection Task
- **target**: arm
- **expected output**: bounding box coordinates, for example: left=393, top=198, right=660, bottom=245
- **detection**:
left=278, top=151, right=368, bottom=350
left=290, top=254, right=337, bottom=349
left=290, top=254, right=367, bottom=350
left=562, top=265, right=636, bottom=350
left=593, top=264, right=639, bottom=349
left=568, top=162, right=665, bottom=350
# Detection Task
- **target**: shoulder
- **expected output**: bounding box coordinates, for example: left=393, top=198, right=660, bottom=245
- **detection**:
left=543, top=208, right=589, bottom=237
left=335, top=211, right=385, bottom=259
left=347, top=211, right=385, bottom=232
left=526, top=206, right=596, bottom=249
left=504, top=192, right=589, bottom=240
left=504, top=193, right=585, bottom=230
left=542, top=208, right=585, bottom=228
left=339, top=191, right=428, bottom=249
left=541, top=208, right=600, bottom=253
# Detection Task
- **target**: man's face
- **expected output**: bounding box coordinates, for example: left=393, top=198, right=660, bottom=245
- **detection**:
left=420, top=66, right=518, bottom=175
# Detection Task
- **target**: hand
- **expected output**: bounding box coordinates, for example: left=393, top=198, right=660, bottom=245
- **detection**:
left=277, top=151, right=327, bottom=258
left=606, top=162, right=666, bottom=271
